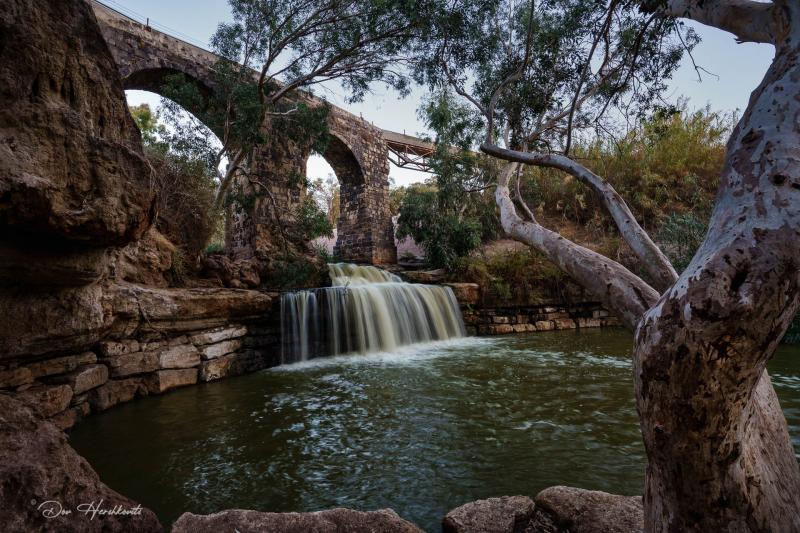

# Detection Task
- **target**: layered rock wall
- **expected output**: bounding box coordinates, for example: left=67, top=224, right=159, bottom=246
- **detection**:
left=0, top=284, right=280, bottom=431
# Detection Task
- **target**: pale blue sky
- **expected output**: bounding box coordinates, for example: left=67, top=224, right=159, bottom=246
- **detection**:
left=105, top=0, right=775, bottom=186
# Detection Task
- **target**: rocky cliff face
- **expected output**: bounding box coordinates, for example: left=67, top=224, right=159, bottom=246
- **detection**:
left=0, top=394, right=163, bottom=532
left=0, top=0, right=155, bottom=286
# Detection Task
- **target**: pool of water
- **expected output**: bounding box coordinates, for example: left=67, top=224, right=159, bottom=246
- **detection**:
left=69, top=329, right=800, bottom=531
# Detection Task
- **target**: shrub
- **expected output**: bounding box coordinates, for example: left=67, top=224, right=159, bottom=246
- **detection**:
left=146, top=146, right=221, bottom=259
left=292, top=197, right=335, bottom=242
left=656, top=213, right=708, bottom=273
left=517, top=105, right=730, bottom=233
left=396, top=184, right=484, bottom=269
left=450, top=249, right=567, bottom=303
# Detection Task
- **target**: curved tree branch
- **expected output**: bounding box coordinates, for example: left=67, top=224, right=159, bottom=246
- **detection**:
left=658, top=0, right=783, bottom=45
left=494, top=163, right=659, bottom=330
left=482, top=143, right=679, bottom=291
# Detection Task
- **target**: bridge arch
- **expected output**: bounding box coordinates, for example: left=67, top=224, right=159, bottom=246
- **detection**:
left=93, top=0, right=397, bottom=265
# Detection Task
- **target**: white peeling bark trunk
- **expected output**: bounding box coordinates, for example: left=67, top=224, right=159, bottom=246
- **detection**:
left=634, top=14, right=800, bottom=529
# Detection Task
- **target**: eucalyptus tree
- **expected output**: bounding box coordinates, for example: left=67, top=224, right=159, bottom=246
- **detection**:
left=416, top=0, right=800, bottom=530
left=161, top=0, right=421, bottom=210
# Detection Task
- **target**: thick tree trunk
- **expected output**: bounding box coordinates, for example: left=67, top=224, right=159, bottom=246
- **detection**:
left=633, top=22, right=800, bottom=530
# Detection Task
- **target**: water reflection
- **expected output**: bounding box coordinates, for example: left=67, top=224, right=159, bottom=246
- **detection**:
left=69, top=330, right=800, bottom=532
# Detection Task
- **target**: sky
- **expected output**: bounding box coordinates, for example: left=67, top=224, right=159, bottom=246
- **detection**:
left=104, top=0, right=776, bottom=187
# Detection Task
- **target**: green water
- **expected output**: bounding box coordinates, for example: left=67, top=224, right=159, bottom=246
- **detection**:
left=69, top=330, right=800, bottom=532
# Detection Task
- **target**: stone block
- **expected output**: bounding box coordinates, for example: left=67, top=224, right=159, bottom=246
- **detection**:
left=592, top=309, right=610, bottom=318
left=577, top=318, right=602, bottom=329
left=443, top=283, right=480, bottom=305
left=199, top=355, right=233, bottom=382
left=104, top=351, right=159, bottom=377
left=554, top=318, right=576, bottom=330
left=47, top=364, right=108, bottom=395
left=0, top=367, right=33, bottom=389
left=200, top=339, right=243, bottom=360
left=89, top=378, right=145, bottom=412
left=75, top=401, right=91, bottom=418
left=492, top=316, right=510, bottom=324
left=70, top=393, right=88, bottom=407
left=49, top=407, right=79, bottom=431
left=189, top=326, right=247, bottom=346
left=534, top=320, right=555, bottom=331
left=490, top=324, right=514, bottom=335
left=145, top=369, right=197, bottom=394
left=27, top=352, right=97, bottom=379
left=512, top=324, right=528, bottom=333
left=158, top=344, right=201, bottom=369
left=97, top=339, right=140, bottom=357
left=18, top=384, right=73, bottom=417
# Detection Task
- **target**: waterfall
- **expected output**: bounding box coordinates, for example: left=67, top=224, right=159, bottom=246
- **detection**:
left=280, top=263, right=466, bottom=363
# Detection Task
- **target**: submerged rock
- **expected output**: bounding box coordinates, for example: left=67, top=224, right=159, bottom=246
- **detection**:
left=172, top=508, right=424, bottom=533
left=0, top=395, right=162, bottom=532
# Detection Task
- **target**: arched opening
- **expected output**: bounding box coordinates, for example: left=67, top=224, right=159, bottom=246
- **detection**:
left=305, top=134, right=369, bottom=260
left=125, top=88, right=225, bottom=258
left=306, top=154, right=339, bottom=254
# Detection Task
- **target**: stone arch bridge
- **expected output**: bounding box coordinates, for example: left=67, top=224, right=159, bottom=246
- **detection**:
left=90, top=0, right=434, bottom=265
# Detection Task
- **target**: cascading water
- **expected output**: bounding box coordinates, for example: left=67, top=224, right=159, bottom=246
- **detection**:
left=280, top=263, right=466, bottom=363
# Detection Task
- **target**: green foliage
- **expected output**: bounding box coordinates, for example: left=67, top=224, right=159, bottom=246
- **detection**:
left=269, top=254, right=328, bottom=289
left=205, top=242, right=225, bottom=254
left=450, top=249, right=567, bottom=303
left=517, top=106, right=730, bottom=234
left=412, top=0, right=696, bottom=152
left=292, top=197, right=335, bottom=242
left=308, top=175, right=340, bottom=225
left=397, top=90, right=500, bottom=269
left=129, top=104, right=166, bottom=146
left=168, top=247, right=188, bottom=286
left=396, top=184, right=484, bottom=269
left=129, top=104, right=221, bottom=258
left=656, top=213, right=708, bottom=273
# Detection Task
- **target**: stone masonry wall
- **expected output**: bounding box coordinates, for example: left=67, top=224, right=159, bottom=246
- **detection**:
left=0, top=294, right=282, bottom=432
left=92, top=1, right=397, bottom=266
left=445, top=283, right=622, bottom=335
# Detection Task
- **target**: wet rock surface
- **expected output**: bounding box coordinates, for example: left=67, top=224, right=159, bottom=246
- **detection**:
left=0, top=395, right=162, bottom=532
left=172, top=508, right=424, bottom=533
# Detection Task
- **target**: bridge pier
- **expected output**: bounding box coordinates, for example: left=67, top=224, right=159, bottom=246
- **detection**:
left=93, top=0, right=398, bottom=267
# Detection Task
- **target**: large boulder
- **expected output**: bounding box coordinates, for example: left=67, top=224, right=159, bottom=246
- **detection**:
left=531, top=486, right=643, bottom=533
left=443, top=496, right=536, bottom=533
left=110, top=227, right=174, bottom=287
left=0, top=394, right=162, bottom=532
left=443, top=488, right=643, bottom=533
left=172, top=508, right=423, bottom=533
left=0, top=0, right=155, bottom=283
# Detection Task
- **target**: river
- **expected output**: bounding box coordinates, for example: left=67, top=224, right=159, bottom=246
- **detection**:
left=69, top=329, right=800, bottom=531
